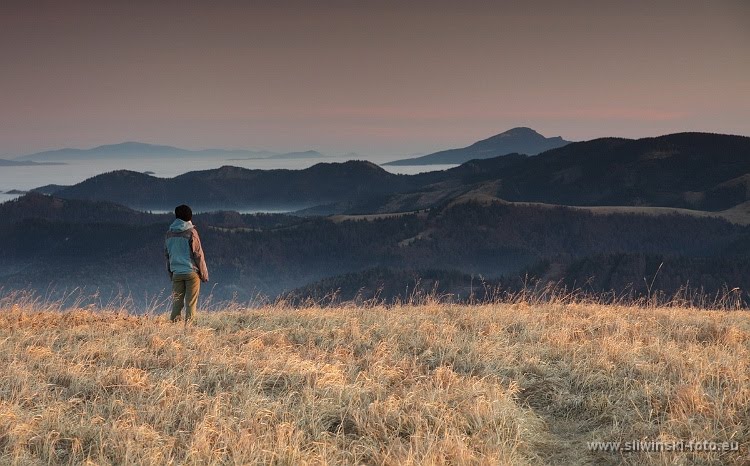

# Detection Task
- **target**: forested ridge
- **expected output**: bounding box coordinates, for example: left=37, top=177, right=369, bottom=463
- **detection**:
left=2, top=193, right=748, bottom=306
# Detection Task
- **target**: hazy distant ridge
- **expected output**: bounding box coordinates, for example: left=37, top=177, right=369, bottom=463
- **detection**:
left=14, top=142, right=325, bottom=161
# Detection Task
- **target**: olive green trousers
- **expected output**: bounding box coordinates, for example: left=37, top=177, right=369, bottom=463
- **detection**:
left=170, top=272, right=200, bottom=323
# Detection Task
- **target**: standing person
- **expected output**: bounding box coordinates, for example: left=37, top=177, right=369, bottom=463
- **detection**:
left=165, top=204, right=209, bottom=323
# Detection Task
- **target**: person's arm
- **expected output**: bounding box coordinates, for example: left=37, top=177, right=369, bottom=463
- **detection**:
left=190, top=230, right=209, bottom=282
left=165, top=242, right=172, bottom=279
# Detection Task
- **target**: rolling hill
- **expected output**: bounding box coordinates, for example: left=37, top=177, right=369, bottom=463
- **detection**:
left=27, top=132, right=750, bottom=215
left=49, top=161, right=416, bottom=211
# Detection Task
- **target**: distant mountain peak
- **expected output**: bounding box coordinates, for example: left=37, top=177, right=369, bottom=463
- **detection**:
left=484, top=127, right=565, bottom=143
left=478, top=127, right=548, bottom=145
left=384, top=127, right=570, bottom=166
left=498, top=127, right=540, bottom=137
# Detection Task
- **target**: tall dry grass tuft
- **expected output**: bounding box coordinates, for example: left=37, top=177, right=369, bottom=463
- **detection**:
left=0, top=296, right=748, bottom=464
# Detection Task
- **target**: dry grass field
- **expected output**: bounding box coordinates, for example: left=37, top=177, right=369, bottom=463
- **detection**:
left=0, top=295, right=748, bottom=465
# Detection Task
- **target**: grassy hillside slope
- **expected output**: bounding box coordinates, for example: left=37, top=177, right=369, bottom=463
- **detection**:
left=0, top=300, right=747, bottom=465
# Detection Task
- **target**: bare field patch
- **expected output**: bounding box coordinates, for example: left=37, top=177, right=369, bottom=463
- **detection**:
left=0, top=302, right=748, bottom=464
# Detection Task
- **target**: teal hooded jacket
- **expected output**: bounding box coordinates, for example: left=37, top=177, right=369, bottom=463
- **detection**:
left=164, top=219, right=209, bottom=281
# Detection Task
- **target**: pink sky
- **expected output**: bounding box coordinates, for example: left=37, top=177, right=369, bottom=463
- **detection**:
left=1, top=0, right=748, bottom=157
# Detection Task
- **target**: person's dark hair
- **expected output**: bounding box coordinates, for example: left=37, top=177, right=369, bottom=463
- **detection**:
left=175, top=204, right=192, bottom=222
